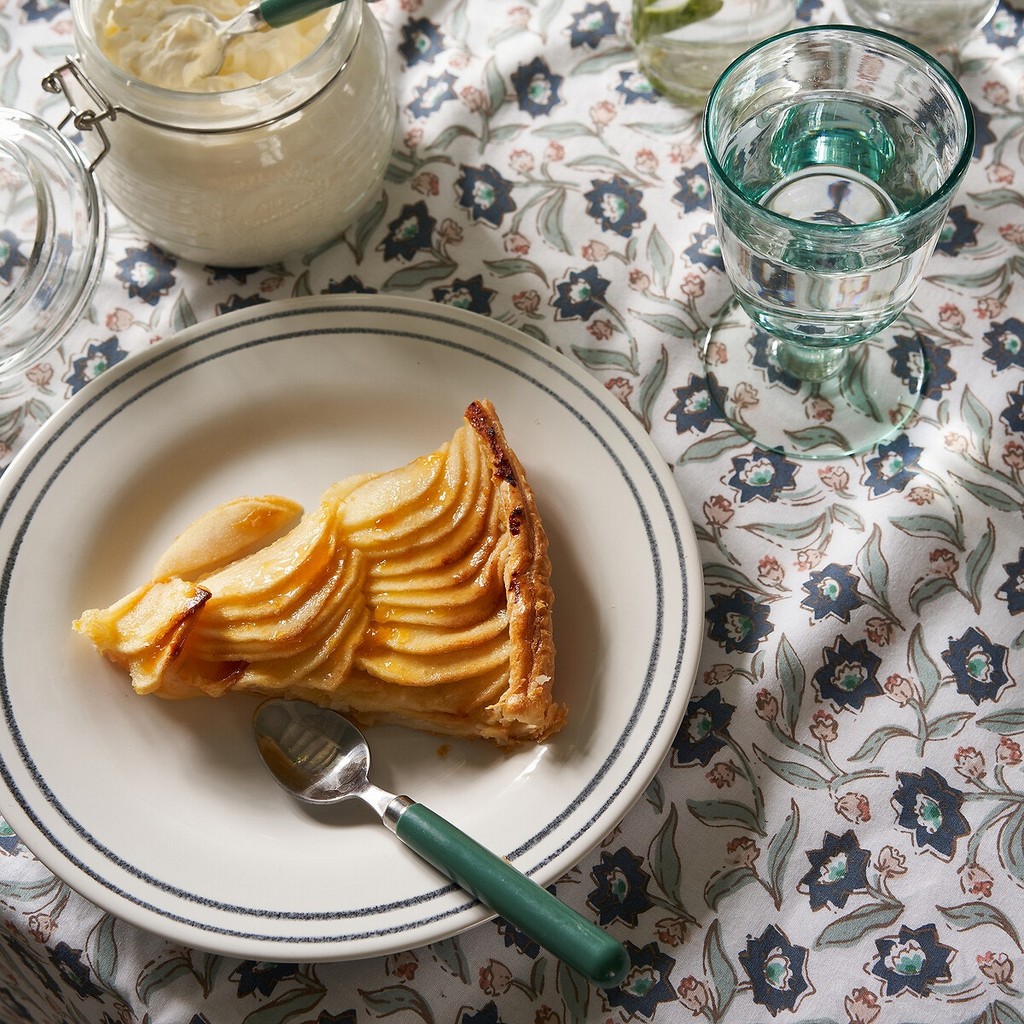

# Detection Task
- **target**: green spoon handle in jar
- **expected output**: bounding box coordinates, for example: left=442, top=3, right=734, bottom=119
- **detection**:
left=256, top=0, right=347, bottom=30
left=393, top=802, right=630, bottom=989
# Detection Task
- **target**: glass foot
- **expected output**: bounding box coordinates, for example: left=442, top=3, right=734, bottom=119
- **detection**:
left=702, top=300, right=927, bottom=460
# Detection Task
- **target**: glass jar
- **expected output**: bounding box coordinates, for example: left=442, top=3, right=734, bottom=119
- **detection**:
left=631, top=0, right=795, bottom=108
left=50, top=0, right=395, bottom=267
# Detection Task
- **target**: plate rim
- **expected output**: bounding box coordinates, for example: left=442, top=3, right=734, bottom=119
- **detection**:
left=0, top=295, right=704, bottom=960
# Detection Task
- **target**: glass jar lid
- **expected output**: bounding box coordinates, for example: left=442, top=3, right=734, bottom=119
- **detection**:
left=0, top=107, right=106, bottom=380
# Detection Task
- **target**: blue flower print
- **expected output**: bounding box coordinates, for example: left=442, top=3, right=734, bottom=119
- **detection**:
left=750, top=258, right=796, bottom=307
left=972, top=106, right=997, bottom=161
left=892, top=767, right=970, bottom=859
left=889, top=331, right=955, bottom=400
left=23, top=0, right=63, bottom=20
left=813, top=635, right=882, bottom=710
left=984, top=3, right=1024, bottom=48
left=231, top=960, right=298, bottom=998
left=588, top=848, right=653, bottom=927
left=552, top=266, right=608, bottom=321
left=936, top=205, right=981, bottom=256
left=869, top=924, right=955, bottom=997
left=65, top=337, right=128, bottom=394
left=459, top=1003, right=504, bottom=1024
left=408, top=71, right=458, bottom=119
left=398, top=18, right=444, bottom=67
left=796, top=0, right=824, bottom=18
left=603, top=942, right=678, bottom=1018
left=456, top=164, right=516, bottom=228
left=997, top=548, right=1024, bottom=614
left=862, top=434, right=923, bottom=496
left=672, top=165, right=712, bottom=213
left=208, top=265, right=258, bottom=283
left=216, top=293, right=269, bottom=315
left=312, top=1012, right=357, bottom=1024
left=801, top=565, right=864, bottom=625
left=382, top=202, right=436, bottom=262
left=323, top=275, right=377, bottom=294
left=983, top=317, right=1024, bottom=371
left=48, top=942, right=103, bottom=999
left=705, top=589, right=774, bottom=655
left=727, top=448, right=798, bottom=503
left=942, top=627, right=1015, bottom=705
left=1002, top=381, right=1024, bottom=435
left=739, top=924, right=813, bottom=1018
left=800, top=830, right=870, bottom=910
left=750, top=331, right=800, bottom=390
left=432, top=275, right=495, bottom=315
left=667, top=373, right=727, bottom=434
left=584, top=176, right=646, bottom=238
left=496, top=918, right=541, bottom=959
left=615, top=70, right=657, bottom=104
left=0, top=229, right=28, bottom=284
left=568, top=2, right=618, bottom=48
left=0, top=820, right=21, bottom=856
left=511, top=58, right=563, bottom=117
left=672, top=689, right=735, bottom=766
left=115, top=244, right=176, bottom=306
left=685, top=223, right=723, bottom=271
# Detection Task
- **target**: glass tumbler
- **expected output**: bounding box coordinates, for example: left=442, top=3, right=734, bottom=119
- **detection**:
left=702, top=26, right=973, bottom=458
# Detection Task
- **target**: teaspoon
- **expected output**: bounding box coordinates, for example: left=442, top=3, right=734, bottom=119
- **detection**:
left=252, top=698, right=630, bottom=988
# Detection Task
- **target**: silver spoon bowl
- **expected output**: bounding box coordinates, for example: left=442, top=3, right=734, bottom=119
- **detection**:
left=253, top=698, right=630, bottom=988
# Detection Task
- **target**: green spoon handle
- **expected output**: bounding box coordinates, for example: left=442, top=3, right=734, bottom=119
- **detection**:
left=257, top=0, right=345, bottom=29
left=394, top=802, right=629, bottom=988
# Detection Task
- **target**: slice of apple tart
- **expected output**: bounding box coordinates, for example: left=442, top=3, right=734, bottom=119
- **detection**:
left=73, top=400, right=563, bottom=745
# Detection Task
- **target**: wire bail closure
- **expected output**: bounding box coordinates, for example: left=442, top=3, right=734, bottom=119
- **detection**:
left=41, top=56, right=116, bottom=172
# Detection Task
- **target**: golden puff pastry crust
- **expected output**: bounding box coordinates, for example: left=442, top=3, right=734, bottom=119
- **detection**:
left=73, top=400, right=564, bottom=745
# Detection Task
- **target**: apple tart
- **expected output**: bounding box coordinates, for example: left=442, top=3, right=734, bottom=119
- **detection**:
left=73, top=400, right=563, bottom=745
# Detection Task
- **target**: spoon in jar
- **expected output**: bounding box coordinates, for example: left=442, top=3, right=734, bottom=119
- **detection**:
left=154, top=0, right=347, bottom=81
left=252, top=698, right=631, bottom=989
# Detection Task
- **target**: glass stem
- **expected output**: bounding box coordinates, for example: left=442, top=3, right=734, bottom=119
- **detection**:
left=775, top=340, right=848, bottom=382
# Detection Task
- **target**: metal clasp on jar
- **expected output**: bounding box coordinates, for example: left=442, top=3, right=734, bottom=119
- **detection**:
left=42, top=57, right=117, bottom=172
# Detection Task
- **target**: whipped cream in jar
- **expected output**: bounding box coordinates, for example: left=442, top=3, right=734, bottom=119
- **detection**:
left=49, top=0, right=395, bottom=266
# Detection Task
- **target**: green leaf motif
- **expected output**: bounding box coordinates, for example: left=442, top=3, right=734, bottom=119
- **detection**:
left=891, top=512, right=965, bottom=549
left=703, top=865, right=756, bottom=912
left=754, top=746, right=832, bottom=790
left=484, top=57, right=505, bottom=112
left=909, top=623, right=943, bottom=706
left=639, top=345, right=669, bottom=431
left=952, top=472, right=1022, bottom=513
left=926, top=711, right=974, bottom=741
left=775, top=635, right=805, bottom=737
left=937, top=901, right=1024, bottom=952
left=677, top=430, right=748, bottom=464
left=136, top=952, right=193, bottom=1004
left=962, top=385, right=994, bottom=462
left=646, top=225, right=674, bottom=295
left=429, top=935, right=469, bottom=983
left=849, top=724, right=915, bottom=762
left=703, top=919, right=738, bottom=1017
left=383, top=260, right=457, bottom=292
left=538, top=189, right=572, bottom=255
left=570, top=345, right=635, bottom=372
left=170, top=291, right=198, bottom=333
left=766, top=799, right=800, bottom=906
left=965, top=519, right=996, bottom=609
left=687, top=798, right=766, bottom=835
left=359, top=984, right=435, bottom=1024
left=998, top=805, right=1024, bottom=888
left=482, top=257, right=548, bottom=282
left=556, top=959, right=590, bottom=1024
left=649, top=803, right=683, bottom=902
left=632, top=310, right=697, bottom=341
left=784, top=425, right=856, bottom=452
left=815, top=900, right=904, bottom=949
left=908, top=573, right=957, bottom=615
left=856, top=524, right=890, bottom=607
left=971, top=1000, right=1024, bottom=1024
left=242, top=978, right=327, bottom=1024
left=743, top=513, right=827, bottom=543
left=977, top=709, right=1024, bottom=736
left=85, top=915, right=119, bottom=992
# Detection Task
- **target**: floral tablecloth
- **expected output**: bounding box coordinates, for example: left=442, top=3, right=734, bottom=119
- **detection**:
left=3, top=0, right=1024, bottom=1021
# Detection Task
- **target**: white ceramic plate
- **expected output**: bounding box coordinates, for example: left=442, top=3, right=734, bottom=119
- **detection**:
left=0, top=295, right=702, bottom=962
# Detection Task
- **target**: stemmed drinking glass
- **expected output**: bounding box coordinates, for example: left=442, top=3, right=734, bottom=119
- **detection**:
left=702, top=26, right=974, bottom=458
